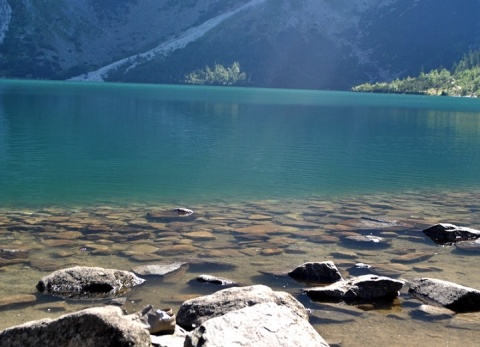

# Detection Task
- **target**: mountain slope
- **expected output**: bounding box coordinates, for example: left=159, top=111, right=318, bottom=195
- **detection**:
left=1, top=0, right=480, bottom=90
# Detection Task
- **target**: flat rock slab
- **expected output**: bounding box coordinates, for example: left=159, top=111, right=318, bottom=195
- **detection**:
left=288, top=261, right=343, bottom=284
left=132, top=262, right=188, bottom=277
left=306, top=274, right=404, bottom=302
left=422, top=223, right=480, bottom=245
left=36, top=266, right=145, bottom=299
left=0, top=306, right=151, bottom=347
left=409, top=277, right=480, bottom=313
left=185, top=302, right=329, bottom=347
left=177, top=284, right=308, bottom=330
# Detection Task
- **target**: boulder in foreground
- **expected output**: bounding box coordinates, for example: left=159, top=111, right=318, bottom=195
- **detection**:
left=409, top=277, right=480, bottom=313
left=0, top=306, right=151, bottom=347
left=306, top=274, right=404, bottom=302
left=185, top=302, right=329, bottom=347
left=176, top=284, right=308, bottom=330
left=36, top=266, right=145, bottom=299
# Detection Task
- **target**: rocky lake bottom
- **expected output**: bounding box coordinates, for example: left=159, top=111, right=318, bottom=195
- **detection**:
left=1, top=189, right=480, bottom=346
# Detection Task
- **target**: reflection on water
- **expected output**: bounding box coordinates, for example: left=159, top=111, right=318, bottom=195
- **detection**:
left=1, top=80, right=480, bottom=206
left=1, top=189, right=480, bottom=346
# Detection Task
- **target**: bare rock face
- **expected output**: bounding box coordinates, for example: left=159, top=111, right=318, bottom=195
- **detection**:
left=305, top=274, right=404, bottom=302
left=288, top=261, right=343, bottom=284
left=409, top=278, right=480, bottom=313
left=176, top=285, right=308, bottom=330
left=184, top=302, right=329, bottom=347
left=422, top=223, right=480, bottom=245
left=0, top=306, right=151, bottom=347
left=36, top=266, right=145, bottom=299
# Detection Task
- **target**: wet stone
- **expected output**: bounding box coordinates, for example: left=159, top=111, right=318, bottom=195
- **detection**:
left=306, top=274, right=404, bottom=302
left=288, top=261, right=343, bottom=284
left=423, top=223, right=480, bottom=245
left=189, top=274, right=238, bottom=287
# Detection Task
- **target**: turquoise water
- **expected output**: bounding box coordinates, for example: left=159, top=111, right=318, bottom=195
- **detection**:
left=1, top=79, right=480, bottom=207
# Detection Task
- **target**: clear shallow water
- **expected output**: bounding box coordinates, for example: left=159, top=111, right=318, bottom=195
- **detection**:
left=1, top=79, right=480, bottom=206
left=1, top=80, right=480, bottom=346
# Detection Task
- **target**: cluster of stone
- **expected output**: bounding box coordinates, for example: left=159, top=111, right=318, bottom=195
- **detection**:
left=0, top=265, right=329, bottom=347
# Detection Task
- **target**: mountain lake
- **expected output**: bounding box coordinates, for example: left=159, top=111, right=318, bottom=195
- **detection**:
left=0, top=79, right=480, bottom=346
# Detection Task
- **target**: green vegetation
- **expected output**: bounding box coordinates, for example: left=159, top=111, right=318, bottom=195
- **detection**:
left=352, top=50, right=480, bottom=97
left=184, top=62, right=247, bottom=86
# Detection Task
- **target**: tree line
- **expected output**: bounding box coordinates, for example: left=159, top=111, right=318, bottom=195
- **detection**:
left=184, top=62, right=247, bottom=86
left=352, top=50, right=480, bottom=97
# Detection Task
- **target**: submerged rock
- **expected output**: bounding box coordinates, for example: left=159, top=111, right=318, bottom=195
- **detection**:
left=422, top=223, right=480, bottom=245
left=185, top=302, right=329, bottom=347
left=146, top=208, right=195, bottom=222
left=410, top=304, right=456, bottom=320
left=288, top=261, right=343, bottom=284
left=36, top=266, right=145, bottom=299
left=455, top=238, right=480, bottom=253
left=305, top=274, right=404, bottom=302
left=409, top=277, right=480, bottom=313
left=176, top=285, right=308, bottom=330
left=0, top=306, right=151, bottom=347
left=342, top=235, right=392, bottom=248
left=131, top=262, right=188, bottom=277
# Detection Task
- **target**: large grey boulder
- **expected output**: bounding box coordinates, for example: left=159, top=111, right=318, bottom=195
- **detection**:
left=306, top=274, right=404, bottom=302
left=409, top=277, right=480, bottom=312
left=288, top=261, right=343, bottom=284
left=176, top=285, right=308, bottom=330
left=36, top=266, right=145, bottom=299
left=0, top=306, right=151, bottom=347
left=422, top=223, right=480, bottom=244
left=184, top=302, right=329, bottom=347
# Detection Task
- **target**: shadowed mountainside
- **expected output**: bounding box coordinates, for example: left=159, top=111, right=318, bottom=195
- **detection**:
left=1, top=0, right=479, bottom=90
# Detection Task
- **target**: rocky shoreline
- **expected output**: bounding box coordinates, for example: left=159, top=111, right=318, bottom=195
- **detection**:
left=2, top=258, right=480, bottom=346
left=1, top=191, right=480, bottom=345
